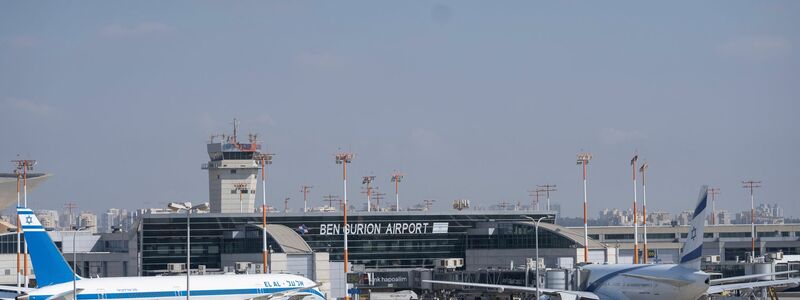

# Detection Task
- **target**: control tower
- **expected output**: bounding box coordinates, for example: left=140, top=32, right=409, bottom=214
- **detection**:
left=202, top=120, right=262, bottom=213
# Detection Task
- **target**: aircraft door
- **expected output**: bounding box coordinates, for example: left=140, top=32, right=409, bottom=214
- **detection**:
left=96, top=288, right=106, bottom=299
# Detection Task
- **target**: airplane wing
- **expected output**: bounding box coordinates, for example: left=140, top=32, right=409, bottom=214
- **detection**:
left=424, top=280, right=600, bottom=300
left=710, top=270, right=798, bottom=285
left=246, top=283, right=322, bottom=300
left=707, top=278, right=800, bottom=295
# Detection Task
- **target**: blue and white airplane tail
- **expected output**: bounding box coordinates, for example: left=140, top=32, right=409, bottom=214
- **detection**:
left=678, top=186, right=708, bottom=270
left=17, top=207, right=78, bottom=287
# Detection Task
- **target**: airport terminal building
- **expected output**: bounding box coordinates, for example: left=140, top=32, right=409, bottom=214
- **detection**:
left=138, top=210, right=559, bottom=274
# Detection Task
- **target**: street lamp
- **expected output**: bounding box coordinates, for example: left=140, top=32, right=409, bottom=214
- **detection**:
left=576, top=151, right=592, bottom=263
left=167, top=202, right=210, bottom=300
left=71, top=221, right=94, bottom=299
left=524, top=216, right=548, bottom=300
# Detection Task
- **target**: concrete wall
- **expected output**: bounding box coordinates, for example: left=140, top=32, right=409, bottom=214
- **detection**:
left=0, top=254, right=33, bottom=285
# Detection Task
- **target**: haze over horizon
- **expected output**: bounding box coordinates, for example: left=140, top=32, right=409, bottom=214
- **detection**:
left=1, top=2, right=798, bottom=218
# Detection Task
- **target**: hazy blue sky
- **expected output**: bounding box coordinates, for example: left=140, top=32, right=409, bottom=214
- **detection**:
left=1, top=1, right=798, bottom=217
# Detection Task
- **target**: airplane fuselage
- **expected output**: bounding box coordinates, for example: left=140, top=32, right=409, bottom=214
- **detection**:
left=583, top=264, right=709, bottom=300
left=27, top=274, right=325, bottom=300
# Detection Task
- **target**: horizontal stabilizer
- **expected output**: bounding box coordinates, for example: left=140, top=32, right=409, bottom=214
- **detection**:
left=621, top=273, right=692, bottom=287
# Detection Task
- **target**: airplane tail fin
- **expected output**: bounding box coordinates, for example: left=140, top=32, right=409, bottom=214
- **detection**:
left=679, top=186, right=708, bottom=270
left=17, top=207, right=78, bottom=287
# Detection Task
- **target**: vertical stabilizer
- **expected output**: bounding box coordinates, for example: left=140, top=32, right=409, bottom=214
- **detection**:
left=679, top=186, right=708, bottom=270
left=17, top=207, right=78, bottom=287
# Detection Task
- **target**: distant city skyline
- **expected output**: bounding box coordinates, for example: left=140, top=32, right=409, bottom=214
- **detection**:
left=1, top=2, right=797, bottom=217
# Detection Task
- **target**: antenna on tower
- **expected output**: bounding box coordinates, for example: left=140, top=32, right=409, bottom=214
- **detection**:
left=300, top=185, right=313, bottom=213
left=423, top=199, right=436, bottom=211
left=323, top=195, right=340, bottom=210
left=536, top=184, right=557, bottom=211
left=373, top=192, right=386, bottom=210
left=527, top=189, right=546, bottom=211
left=231, top=118, right=240, bottom=143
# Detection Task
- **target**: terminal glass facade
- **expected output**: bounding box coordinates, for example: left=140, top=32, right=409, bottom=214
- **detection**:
left=140, top=211, right=553, bottom=274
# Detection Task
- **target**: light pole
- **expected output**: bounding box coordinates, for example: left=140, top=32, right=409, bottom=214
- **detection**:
left=335, top=152, right=354, bottom=300
left=72, top=220, right=93, bottom=299
left=12, top=158, right=35, bottom=289
left=256, top=152, right=274, bottom=274
left=576, top=151, right=592, bottom=263
left=362, top=176, right=375, bottom=212
left=168, top=202, right=210, bottom=300
left=630, top=154, right=639, bottom=264
left=13, top=169, right=21, bottom=292
left=524, top=216, right=547, bottom=300
left=639, top=161, right=648, bottom=264
left=391, top=171, right=404, bottom=211
left=742, top=180, right=761, bottom=259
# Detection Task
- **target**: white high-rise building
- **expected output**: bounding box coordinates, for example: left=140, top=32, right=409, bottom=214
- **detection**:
left=202, top=120, right=264, bottom=213
left=79, top=212, right=98, bottom=233
left=102, top=208, right=133, bottom=233
left=35, top=209, right=60, bottom=229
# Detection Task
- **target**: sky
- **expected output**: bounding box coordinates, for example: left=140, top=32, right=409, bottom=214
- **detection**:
left=1, top=1, right=798, bottom=218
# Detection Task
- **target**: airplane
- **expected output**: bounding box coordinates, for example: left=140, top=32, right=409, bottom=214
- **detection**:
left=425, top=186, right=800, bottom=300
left=4, top=207, right=327, bottom=300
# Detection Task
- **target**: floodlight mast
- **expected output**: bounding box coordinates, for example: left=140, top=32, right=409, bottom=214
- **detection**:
left=639, top=161, right=648, bottom=264
left=335, top=152, right=354, bottom=300
left=362, top=176, right=375, bottom=212
left=391, top=171, right=404, bottom=211
left=708, top=187, right=720, bottom=225
left=12, top=159, right=35, bottom=289
left=631, top=154, right=639, bottom=264
left=13, top=167, right=20, bottom=292
left=742, top=180, right=761, bottom=259
left=255, top=152, right=274, bottom=274
left=576, top=151, right=592, bottom=263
